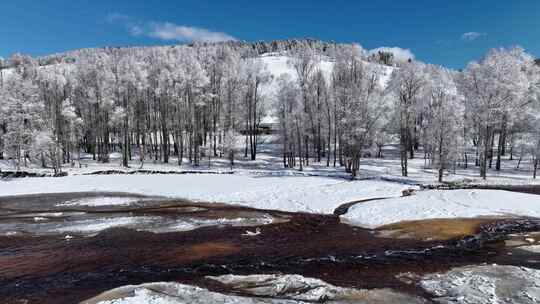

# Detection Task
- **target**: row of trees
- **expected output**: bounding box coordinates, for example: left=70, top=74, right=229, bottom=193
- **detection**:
left=1, top=44, right=272, bottom=173
left=275, top=45, right=540, bottom=180
left=395, top=47, right=540, bottom=181
left=1, top=41, right=539, bottom=180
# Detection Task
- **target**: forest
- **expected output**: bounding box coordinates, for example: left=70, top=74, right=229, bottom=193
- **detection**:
left=1, top=39, right=539, bottom=181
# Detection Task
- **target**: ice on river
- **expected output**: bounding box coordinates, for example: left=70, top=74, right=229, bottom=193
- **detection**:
left=1, top=213, right=275, bottom=236
left=421, top=265, right=540, bottom=304
left=206, top=274, right=426, bottom=303
left=56, top=196, right=148, bottom=207
left=85, top=282, right=302, bottom=304
left=84, top=274, right=425, bottom=304
left=519, top=245, right=540, bottom=253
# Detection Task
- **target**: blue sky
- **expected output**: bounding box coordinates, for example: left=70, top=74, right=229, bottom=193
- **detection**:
left=0, top=0, right=539, bottom=68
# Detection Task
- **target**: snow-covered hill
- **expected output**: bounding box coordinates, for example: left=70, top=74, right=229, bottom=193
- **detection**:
left=258, top=52, right=395, bottom=101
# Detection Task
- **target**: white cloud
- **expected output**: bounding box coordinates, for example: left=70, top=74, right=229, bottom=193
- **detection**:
left=369, top=47, right=415, bottom=62
left=461, top=32, right=486, bottom=42
left=107, top=13, right=236, bottom=43
left=149, top=22, right=236, bottom=42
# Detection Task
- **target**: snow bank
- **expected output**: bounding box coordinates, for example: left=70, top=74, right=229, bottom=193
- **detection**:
left=0, top=175, right=408, bottom=214
left=342, top=189, right=540, bottom=228
left=207, top=274, right=348, bottom=301
left=207, top=274, right=425, bottom=303
left=421, top=265, right=540, bottom=304
left=85, top=282, right=296, bottom=304
left=84, top=275, right=424, bottom=304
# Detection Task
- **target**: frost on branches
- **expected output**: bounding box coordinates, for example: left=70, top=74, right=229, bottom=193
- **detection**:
left=0, top=41, right=539, bottom=180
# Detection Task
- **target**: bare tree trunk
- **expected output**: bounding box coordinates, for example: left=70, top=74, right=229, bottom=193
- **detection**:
left=400, top=126, right=408, bottom=177
left=122, top=95, right=129, bottom=168
left=326, top=121, right=331, bottom=167
left=495, top=119, right=506, bottom=171
left=438, top=137, right=444, bottom=183
left=534, top=158, right=538, bottom=179
left=304, top=135, right=309, bottom=166
left=139, top=134, right=145, bottom=169
left=296, top=118, right=303, bottom=171
left=178, top=131, right=184, bottom=166
left=408, top=127, right=414, bottom=159
left=480, top=126, right=490, bottom=180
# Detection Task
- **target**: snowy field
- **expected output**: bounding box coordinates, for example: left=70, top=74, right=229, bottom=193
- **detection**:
left=3, top=131, right=540, bottom=225
left=0, top=174, right=409, bottom=214
left=2, top=168, right=539, bottom=229
left=342, top=189, right=540, bottom=228
left=2, top=138, right=540, bottom=224
left=2, top=135, right=539, bottom=188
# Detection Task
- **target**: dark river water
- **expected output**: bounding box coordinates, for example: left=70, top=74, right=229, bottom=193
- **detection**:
left=1, top=191, right=540, bottom=304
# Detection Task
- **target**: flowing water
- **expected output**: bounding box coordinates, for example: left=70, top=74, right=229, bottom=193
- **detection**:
left=1, top=191, right=540, bottom=303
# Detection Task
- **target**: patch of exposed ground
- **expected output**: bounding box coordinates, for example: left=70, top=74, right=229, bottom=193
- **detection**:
left=376, top=218, right=501, bottom=241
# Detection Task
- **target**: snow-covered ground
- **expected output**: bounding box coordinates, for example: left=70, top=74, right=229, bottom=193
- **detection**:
left=2, top=137, right=539, bottom=223
left=0, top=174, right=408, bottom=214
left=342, top=189, right=540, bottom=228
left=2, top=138, right=539, bottom=224
left=258, top=52, right=394, bottom=94
left=2, top=137, right=538, bottom=187
left=358, top=154, right=540, bottom=186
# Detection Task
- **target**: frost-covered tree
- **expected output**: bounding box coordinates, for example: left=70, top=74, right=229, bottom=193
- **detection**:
left=1, top=70, right=42, bottom=170
left=312, top=69, right=331, bottom=166
left=387, top=61, right=427, bottom=177
left=333, top=44, right=389, bottom=177
left=423, top=65, right=464, bottom=182
left=460, top=47, right=536, bottom=179
left=1, top=40, right=539, bottom=183
left=276, top=74, right=303, bottom=169
left=288, top=48, right=318, bottom=165
left=242, top=58, right=269, bottom=160
left=31, top=130, right=62, bottom=174
left=222, top=129, right=238, bottom=169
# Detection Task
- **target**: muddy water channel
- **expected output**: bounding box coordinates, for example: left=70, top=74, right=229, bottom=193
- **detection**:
left=1, top=192, right=540, bottom=303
